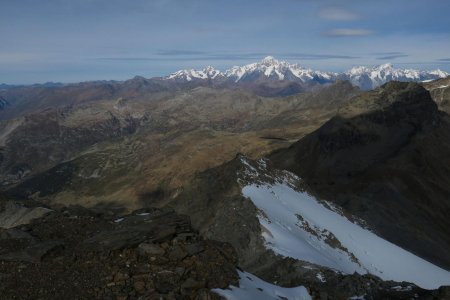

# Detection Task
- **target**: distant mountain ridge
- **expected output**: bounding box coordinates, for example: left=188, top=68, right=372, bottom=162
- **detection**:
left=164, top=56, right=448, bottom=90
left=0, top=82, right=65, bottom=90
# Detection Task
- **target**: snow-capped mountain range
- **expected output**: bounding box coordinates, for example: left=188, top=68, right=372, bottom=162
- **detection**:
left=164, top=56, right=448, bottom=90
left=343, top=63, right=449, bottom=90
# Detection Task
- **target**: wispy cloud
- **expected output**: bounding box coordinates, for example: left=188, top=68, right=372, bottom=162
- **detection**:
left=199, top=53, right=268, bottom=60
left=0, top=52, right=39, bottom=63
left=96, top=54, right=263, bottom=62
left=319, top=7, right=359, bottom=21
left=322, top=28, right=373, bottom=37
left=97, top=57, right=160, bottom=61
left=396, top=62, right=450, bottom=66
left=376, top=52, right=409, bottom=60
left=155, top=50, right=207, bottom=56
left=282, top=53, right=359, bottom=60
left=372, top=52, right=405, bottom=55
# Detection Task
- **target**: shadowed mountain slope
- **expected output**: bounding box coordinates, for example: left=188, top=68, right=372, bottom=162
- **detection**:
left=269, top=82, right=450, bottom=270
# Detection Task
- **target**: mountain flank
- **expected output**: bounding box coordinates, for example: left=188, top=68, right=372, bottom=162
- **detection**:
left=269, top=82, right=450, bottom=270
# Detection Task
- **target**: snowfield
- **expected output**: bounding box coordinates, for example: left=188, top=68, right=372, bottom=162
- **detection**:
left=240, top=167, right=450, bottom=289
left=213, top=270, right=312, bottom=300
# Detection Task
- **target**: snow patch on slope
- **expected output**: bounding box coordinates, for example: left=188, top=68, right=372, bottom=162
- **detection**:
left=239, top=158, right=450, bottom=289
left=213, top=270, right=312, bottom=300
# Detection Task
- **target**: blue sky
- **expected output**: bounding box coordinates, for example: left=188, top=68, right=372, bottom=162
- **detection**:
left=1, top=0, right=450, bottom=84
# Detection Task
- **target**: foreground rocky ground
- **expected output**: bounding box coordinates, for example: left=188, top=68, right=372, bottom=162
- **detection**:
left=0, top=201, right=238, bottom=299
left=2, top=199, right=450, bottom=299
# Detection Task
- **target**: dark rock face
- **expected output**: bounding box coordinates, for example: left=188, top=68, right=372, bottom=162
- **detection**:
left=166, top=157, right=265, bottom=269
left=0, top=204, right=238, bottom=299
left=270, top=82, right=450, bottom=270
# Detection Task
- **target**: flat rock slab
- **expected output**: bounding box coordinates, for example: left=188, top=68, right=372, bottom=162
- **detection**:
left=0, top=201, right=52, bottom=229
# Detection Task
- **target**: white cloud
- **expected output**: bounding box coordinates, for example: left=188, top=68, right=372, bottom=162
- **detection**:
left=322, top=28, right=373, bottom=37
left=319, top=7, right=359, bottom=21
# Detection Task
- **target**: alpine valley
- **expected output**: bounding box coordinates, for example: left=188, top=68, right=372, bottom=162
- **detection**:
left=1, top=57, right=450, bottom=300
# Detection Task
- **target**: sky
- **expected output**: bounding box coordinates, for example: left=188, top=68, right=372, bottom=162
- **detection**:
left=1, top=0, right=450, bottom=84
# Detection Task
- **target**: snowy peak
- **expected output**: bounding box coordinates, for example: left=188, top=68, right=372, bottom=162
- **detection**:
left=430, top=69, right=448, bottom=78
left=261, top=55, right=277, bottom=64
left=166, top=66, right=224, bottom=81
left=202, top=66, right=222, bottom=79
left=378, top=63, right=394, bottom=70
left=259, top=56, right=287, bottom=68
